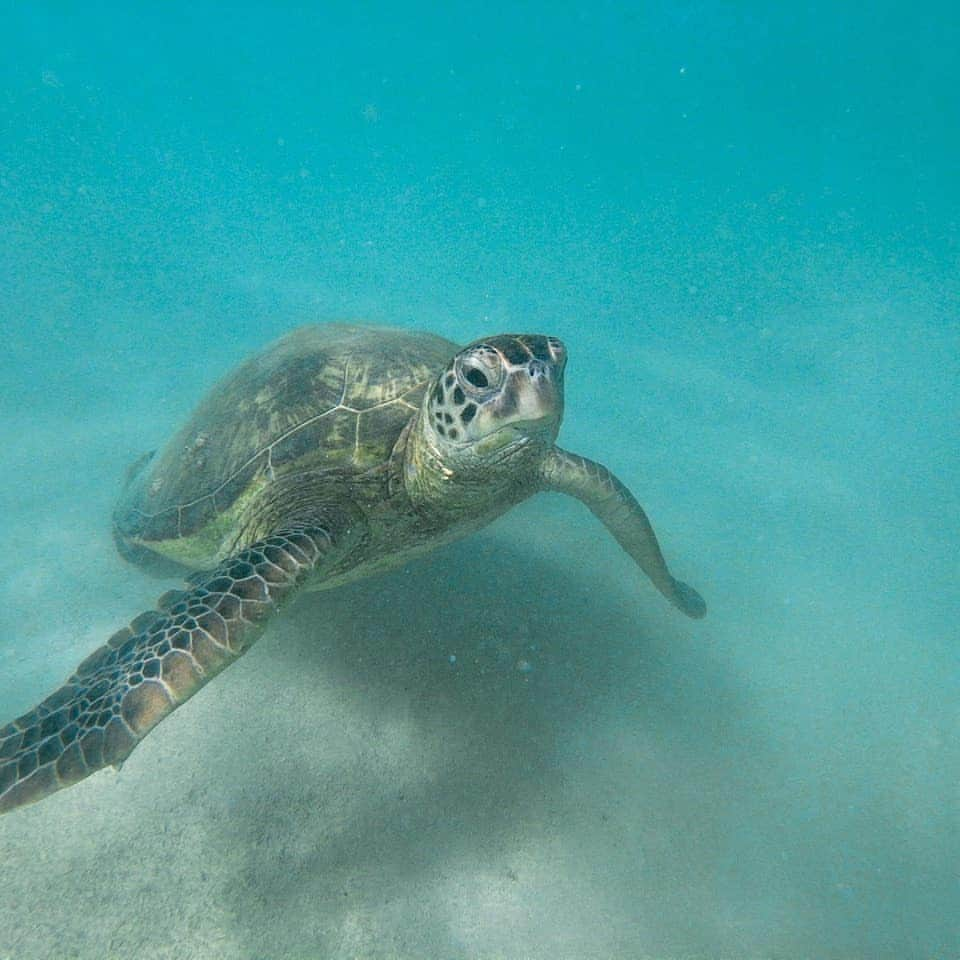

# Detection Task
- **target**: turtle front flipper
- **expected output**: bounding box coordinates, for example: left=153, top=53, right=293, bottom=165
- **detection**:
left=0, top=520, right=348, bottom=815
left=539, top=447, right=706, bottom=619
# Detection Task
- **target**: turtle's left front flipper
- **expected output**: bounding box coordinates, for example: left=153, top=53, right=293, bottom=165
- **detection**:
left=540, top=447, right=706, bottom=619
left=0, top=520, right=348, bottom=815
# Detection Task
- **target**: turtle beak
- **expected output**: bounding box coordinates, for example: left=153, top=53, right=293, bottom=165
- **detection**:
left=519, top=358, right=562, bottom=423
left=493, top=356, right=564, bottom=441
left=437, top=334, right=567, bottom=450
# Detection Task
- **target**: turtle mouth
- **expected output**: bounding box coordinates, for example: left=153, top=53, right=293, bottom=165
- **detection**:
left=476, top=417, right=557, bottom=455
left=496, top=418, right=553, bottom=437
left=477, top=431, right=532, bottom=465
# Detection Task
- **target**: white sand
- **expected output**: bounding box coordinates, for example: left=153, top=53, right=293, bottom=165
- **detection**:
left=0, top=321, right=955, bottom=959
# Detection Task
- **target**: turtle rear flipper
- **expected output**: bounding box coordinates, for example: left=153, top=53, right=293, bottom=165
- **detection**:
left=123, top=449, right=156, bottom=487
left=0, top=521, right=344, bottom=815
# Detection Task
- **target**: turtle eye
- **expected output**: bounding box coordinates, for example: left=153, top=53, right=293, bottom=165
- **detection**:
left=464, top=366, right=489, bottom=388
left=457, top=348, right=503, bottom=395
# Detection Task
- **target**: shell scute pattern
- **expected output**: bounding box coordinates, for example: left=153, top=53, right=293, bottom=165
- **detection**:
left=0, top=325, right=709, bottom=816
left=114, top=326, right=456, bottom=560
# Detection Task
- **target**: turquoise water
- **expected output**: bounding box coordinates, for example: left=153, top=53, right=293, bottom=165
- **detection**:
left=1, top=3, right=957, bottom=957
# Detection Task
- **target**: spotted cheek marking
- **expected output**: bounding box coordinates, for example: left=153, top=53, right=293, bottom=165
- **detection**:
left=433, top=398, right=449, bottom=437
left=434, top=373, right=492, bottom=442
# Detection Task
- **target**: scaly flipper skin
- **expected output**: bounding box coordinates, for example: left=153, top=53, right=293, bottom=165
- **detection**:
left=1, top=328, right=706, bottom=816
left=539, top=448, right=706, bottom=619
left=0, top=522, right=338, bottom=814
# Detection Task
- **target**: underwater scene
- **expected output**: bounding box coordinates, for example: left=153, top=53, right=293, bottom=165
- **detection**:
left=0, top=3, right=957, bottom=958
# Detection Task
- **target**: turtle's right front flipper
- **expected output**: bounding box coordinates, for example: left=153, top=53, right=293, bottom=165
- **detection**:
left=0, top=521, right=347, bottom=815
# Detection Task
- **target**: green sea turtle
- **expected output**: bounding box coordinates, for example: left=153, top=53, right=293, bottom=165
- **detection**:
left=0, top=323, right=705, bottom=814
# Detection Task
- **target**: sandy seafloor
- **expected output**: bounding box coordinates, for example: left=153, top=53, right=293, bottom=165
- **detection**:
left=1, top=4, right=958, bottom=959
left=1, top=288, right=956, bottom=959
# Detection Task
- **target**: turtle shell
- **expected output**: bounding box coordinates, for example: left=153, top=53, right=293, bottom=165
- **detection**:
left=113, top=323, right=457, bottom=568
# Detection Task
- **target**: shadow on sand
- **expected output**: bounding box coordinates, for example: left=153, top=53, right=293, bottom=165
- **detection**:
left=184, top=520, right=751, bottom=957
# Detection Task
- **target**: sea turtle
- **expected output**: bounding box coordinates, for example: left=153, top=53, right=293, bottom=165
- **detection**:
left=0, top=323, right=705, bottom=814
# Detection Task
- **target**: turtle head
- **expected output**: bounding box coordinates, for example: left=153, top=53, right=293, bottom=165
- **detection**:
left=406, top=334, right=567, bottom=506
left=426, top=334, right=566, bottom=457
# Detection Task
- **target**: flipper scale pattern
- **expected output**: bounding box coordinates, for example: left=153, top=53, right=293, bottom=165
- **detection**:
left=0, top=524, right=330, bottom=814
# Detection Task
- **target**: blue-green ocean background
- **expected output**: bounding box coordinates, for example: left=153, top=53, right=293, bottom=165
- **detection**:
left=0, top=3, right=957, bottom=958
